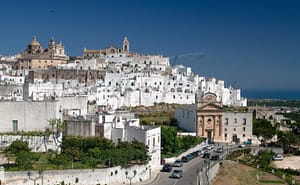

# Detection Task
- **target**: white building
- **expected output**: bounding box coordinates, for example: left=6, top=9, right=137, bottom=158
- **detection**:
left=64, top=110, right=161, bottom=168
left=0, top=96, right=88, bottom=132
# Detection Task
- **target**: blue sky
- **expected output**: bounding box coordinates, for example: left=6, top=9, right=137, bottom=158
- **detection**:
left=0, top=0, right=300, bottom=92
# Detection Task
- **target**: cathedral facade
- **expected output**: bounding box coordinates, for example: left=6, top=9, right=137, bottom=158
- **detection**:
left=14, top=37, right=68, bottom=70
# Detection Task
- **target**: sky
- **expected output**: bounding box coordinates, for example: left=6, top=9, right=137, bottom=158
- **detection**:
left=0, top=0, right=300, bottom=93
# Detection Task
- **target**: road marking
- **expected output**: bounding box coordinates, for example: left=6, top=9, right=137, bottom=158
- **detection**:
left=148, top=173, right=161, bottom=185
left=173, top=179, right=178, bottom=185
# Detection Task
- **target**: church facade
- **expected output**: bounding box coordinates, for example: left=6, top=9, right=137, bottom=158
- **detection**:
left=176, top=93, right=253, bottom=143
left=14, top=37, right=68, bottom=70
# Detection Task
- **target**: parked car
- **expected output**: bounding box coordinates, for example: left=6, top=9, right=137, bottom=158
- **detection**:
left=215, top=147, right=224, bottom=153
left=181, top=156, right=189, bottom=162
left=170, top=169, right=183, bottom=179
left=203, top=152, right=210, bottom=159
left=238, top=144, right=246, bottom=148
left=191, top=151, right=199, bottom=158
left=173, top=160, right=183, bottom=167
left=273, top=154, right=284, bottom=161
left=186, top=154, right=194, bottom=160
left=162, top=164, right=172, bottom=172
left=196, top=150, right=204, bottom=156
left=211, top=154, right=220, bottom=161
left=207, top=144, right=215, bottom=150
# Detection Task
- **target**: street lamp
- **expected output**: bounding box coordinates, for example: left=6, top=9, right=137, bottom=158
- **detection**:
left=196, top=168, right=203, bottom=185
left=125, top=170, right=137, bottom=185
left=27, top=170, right=43, bottom=185
left=149, top=165, right=151, bottom=178
left=206, top=159, right=210, bottom=185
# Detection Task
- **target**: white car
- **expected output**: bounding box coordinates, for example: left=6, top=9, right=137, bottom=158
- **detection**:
left=273, top=154, right=284, bottom=161
left=238, top=144, right=246, bottom=148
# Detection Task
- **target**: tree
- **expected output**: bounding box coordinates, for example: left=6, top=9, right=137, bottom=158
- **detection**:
left=161, top=126, right=177, bottom=154
left=253, top=119, right=277, bottom=144
left=5, top=140, right=30, bottom=155
left=15, top=151, right=38, bottom=170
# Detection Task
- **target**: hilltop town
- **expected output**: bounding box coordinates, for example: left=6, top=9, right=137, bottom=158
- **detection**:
left=0, top=37, right=299, bottom=185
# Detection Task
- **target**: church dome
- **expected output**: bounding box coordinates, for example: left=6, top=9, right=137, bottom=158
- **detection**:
left=30, top=36, right=41, bottom=46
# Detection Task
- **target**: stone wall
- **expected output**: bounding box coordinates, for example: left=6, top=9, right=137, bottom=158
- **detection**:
left=0, top=134, right=62, bottom=152
left=1, top=164, right=152, bottom=185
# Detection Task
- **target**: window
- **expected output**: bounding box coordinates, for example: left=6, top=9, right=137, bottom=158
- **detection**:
left=243, top=118, right=246, bottom=125
left=173, top=95, right=175, bottom=99
left=153, top=137, right=155, bottom=147
left=225, top=133, right=227, bottom=137
left=233, top=128, right=236, bottom=131
left=148, top=139, right=150, bottom=146
left=225, top=118, right=229, bottom=125
left=156, top=96, right=158, bottom=99
left=243, top=127, right=246, bottom=131
left=234, top=118, right=237, bottom=123
left=158, top=136, right=160, bottom=143
left=243, top=134, right=246, bottom=137
left=225, top=128, right=227, bottom=131
left=12, top=120, right=18, bottom=132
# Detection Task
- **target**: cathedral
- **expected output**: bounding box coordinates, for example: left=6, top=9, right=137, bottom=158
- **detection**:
left=13, top=37, right=68, bottom=70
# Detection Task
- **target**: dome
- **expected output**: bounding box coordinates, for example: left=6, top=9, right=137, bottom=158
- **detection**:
left=30, top=36, right=41, bottom=46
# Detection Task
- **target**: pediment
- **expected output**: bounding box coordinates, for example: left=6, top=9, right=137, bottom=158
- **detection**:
left=198, top=102, right=222, bottom=111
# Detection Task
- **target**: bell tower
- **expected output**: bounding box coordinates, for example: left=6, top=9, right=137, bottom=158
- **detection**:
left=123, top=37, right=129, bottom=52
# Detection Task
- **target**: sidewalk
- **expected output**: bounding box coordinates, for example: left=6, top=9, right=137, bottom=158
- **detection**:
left=132, top=167, right=161, bottom=185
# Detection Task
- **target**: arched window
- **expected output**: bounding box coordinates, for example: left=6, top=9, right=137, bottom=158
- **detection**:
left=177, top=87, right=182, bottom=92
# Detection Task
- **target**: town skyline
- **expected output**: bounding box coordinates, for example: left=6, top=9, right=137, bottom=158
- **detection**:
left=1, top=0, right=300, bottom=93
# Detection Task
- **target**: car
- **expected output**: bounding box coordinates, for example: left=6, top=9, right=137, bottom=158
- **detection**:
left=273, top=154, right=284, bottom=161
left=173, top=160, right=183, bottom=167
left=170, top=169, right=183, bottom=179
left=186, top=154, right=194, bottom=160
left=162, top=164, right=172, bottom=172
left=243, top=140, right=252, bottom=145
left=211, top=154, right=220, bottom=161
left=181, top=156, right=189, bottom=162
left=191, top=151, right=199, bottom=158
left=196, top=150, right=203, bottom=155
left=238, top=144, right=246, bottom=148
left=215, top=147, right=224, bottom=153
left=206, top=144, right=215, bottom=150
left=203, top=152, right=210, bottom=159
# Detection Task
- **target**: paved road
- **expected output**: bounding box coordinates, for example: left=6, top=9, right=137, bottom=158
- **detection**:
left=145, top=144, right=276, bottom=185
left=147, top=144, right=230, bottom=185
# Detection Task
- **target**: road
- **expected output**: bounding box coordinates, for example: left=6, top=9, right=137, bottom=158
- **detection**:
left=147, top=144, right=231, bottom=185
left=145, top=144, right=274, bottom=185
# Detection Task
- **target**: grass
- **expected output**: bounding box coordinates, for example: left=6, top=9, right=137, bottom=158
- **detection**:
left=259, top=180, right=285, bottom=184
left=211, top=162, right=289, bottom=185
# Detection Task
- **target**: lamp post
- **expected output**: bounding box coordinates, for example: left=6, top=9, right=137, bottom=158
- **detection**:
left=27, top=170, right=43, bottom=185
left=206, top=159, right=210, bottom=185
left=196, top=168, right=203, bottom=185
left=149, top=165, right=151, bottom=178
left=125, top=170, right=137, bottom=185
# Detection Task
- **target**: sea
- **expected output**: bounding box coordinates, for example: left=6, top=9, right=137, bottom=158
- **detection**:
left=242, top=90, right=300, bottom=100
